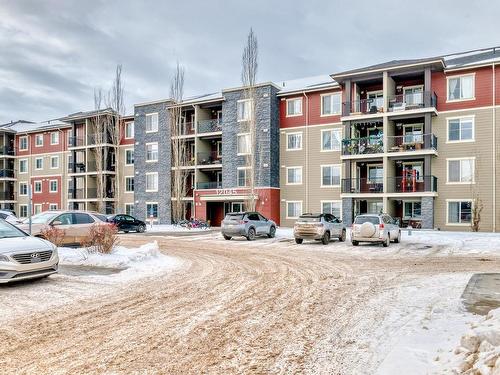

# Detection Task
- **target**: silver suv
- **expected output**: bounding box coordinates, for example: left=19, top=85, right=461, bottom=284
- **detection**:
left=351, top=214, right=401, bottom=247
left=221, top=212, right=276, bottom=241
left=294, top=213, right=346, bottom=245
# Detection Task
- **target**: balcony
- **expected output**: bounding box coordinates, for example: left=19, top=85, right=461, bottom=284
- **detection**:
left=341, top=178, right=383, bottom=194
left=342, top=98, right=384, bottom=116
left=68, top=188, right=85, bottom=199
left=86, top=188, right=115, bottom=199
left=387, top=91, right=437, bottom=112
left=0, top=169, right=15, bottom=178
left=387, top=134, right=437, bottom=153
left=174, top=122, right=195, bottom=136
left=69, top=137, right=85, bottom=147
left=342, top=136, right=383, bottom=156
left=87, top=132, right=112, bottom=145
left=196, top=181, right=222, bottom=189
left=0, top=147, right=15, bottom=156
left=198, top=119, right=222, bottom=134
left=387, top=175, right=437, bottom=193
left=0, top=191, right=15, bottom=201
left=197, top=151, right=222, bottom=165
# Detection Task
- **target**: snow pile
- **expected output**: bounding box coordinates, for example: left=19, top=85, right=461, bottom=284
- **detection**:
left=146, top=224, right=210, bottom=233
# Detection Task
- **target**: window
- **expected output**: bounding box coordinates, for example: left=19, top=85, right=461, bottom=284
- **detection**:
left=402, top=162, right=423, bottom=182
left=146, top=203, right=158, bottom=219
left=286, top=132, right=302, bottom=151
left=126, top=149, right=134, bottom=165
left=49, top=180, right=58, bottom=193
left=19, top=136, right=28, bottom=151
left=74, top=213, right=95, bottom=224
left=125, top=203, right=134, bottom=216
left=146, top=143, right=158, bottom=162
left=368, top=165, right=384, bottom=184
left=19, top=205, right=28, bottom=218
left=19, top=159, right=28, bottom=173
left=237, top=99, right=252, bottom=122
left=322, top=201, right=341, bottom=218
left=125, top=121, right=135, bottom=138
left=286, top=98, right=302, bottom=116
left=404, top=201, right=421, bottom=219
left=50, top=156, right=59, bottom=169
left=34, top=204, right=42, bottom=215
left=146, top=173, right=158, bottom=192
left=55, top=213, right=74, bottom=225
left=321, top=93, right=341, bottom=115
left=366, top=91, right=384, bottom=110
left=50, top=132, right=59, bottom=145
left=237, top=168, right=248, bottom=187
left=237, top=133, right=251, bottom=155
left=49, top=204, right=58, bottom=210
left=448, top=117, right=474, bottom=142
left=321, top=129, right=342, bottom=151
left=367, top=201, right=383, bottom=214
left=125, top=177, right=134, bottom=192
left=403, top=124, right=423, bottom=144
left=403, top=86, right=424, bottom=106
left=447, top=74, right=474, bottom=101
left=35, top=157, right=43, bottom=170
left=286, top=201, right=302, bottom=219
left=321, top=165, right=341, bottom=187
left=217, top=141, right=223, bottom=157
left=448, top=200, right=472, bottom=224
left=286, top=167, right=302, bottom=185
left=447, top=158, right=474, bottom=183
left=35, top=134, right=43, bottom=147
left=34, top=181, right=42, bottom=193
left=19, top=183, right=28, bottom=196
left=146, top=113, right=158, bottom=132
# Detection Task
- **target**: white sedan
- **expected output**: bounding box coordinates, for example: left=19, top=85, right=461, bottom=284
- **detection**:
left=0, top=219, right=58, bottom=283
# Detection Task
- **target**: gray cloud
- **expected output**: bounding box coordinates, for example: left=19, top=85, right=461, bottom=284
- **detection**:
left=0, top=0, right=499, bottom=123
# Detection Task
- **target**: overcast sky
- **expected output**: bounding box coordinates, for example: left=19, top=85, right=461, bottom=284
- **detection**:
left=0, top=0, right=498, bottom=123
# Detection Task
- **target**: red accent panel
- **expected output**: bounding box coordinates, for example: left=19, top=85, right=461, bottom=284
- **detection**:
left=16, top=129, right=70, bottom=156
left=120, top=121, right=135, bottom=145
left=30, top=176, right=62, bottom=211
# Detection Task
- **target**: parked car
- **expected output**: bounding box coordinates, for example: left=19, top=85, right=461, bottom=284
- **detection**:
left=351, top=213, right=401, bottom=247
left=221, top=212, right=276, bottom=241
left=294, top=213, right=346, bottom=245
left=107, top=214, right=146, bottom=233
left=18, top=210, right=109, bottom=246
left=0, top=219, right=58, bottom=283
left=0, top=210, right=22, bottom=225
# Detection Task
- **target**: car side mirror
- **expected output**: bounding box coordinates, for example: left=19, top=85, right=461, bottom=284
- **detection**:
left=52, top=220, right=62, bottom=226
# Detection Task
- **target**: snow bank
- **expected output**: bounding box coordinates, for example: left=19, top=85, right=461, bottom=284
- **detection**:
left=146, top=224, right=210, bottom=233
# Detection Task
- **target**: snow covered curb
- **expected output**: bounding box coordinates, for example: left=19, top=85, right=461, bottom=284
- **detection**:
left=146, top=224, right=210, bottom=233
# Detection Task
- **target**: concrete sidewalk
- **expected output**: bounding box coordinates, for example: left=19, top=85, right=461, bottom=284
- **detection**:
left=462, top=273, right=500, bottom=315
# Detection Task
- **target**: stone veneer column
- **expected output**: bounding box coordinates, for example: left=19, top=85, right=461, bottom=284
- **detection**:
left=342, top=198, right=353, bottom=226
left=421, top=196, right=434, bottom=229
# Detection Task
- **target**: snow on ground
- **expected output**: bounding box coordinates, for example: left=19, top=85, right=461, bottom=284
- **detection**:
left=145, top=224, right=210, bottom=233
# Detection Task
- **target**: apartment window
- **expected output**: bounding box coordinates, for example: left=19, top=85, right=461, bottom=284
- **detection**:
left=447, top=74, right=474, bottom=101
left=217, top=141, right=223, bottom=157
left=321, top=165, right=341, bottom=187
left=237, top=168, right=248, bottom=187
left=367, top=201, right=383, bottom=214
left=447, top=158, right=474, bottom=183
left=34, top=204, right=42, bottom=215
left=286, top=98, right=302, bottom=116
left=237, top=99, right=252, bottom=122
left=146, top=173, right=158, bottom=192
left=49, top=180, right=58, bottom=193
left=146, top=113, right=158, bottom=132
left=50, top=156, right=59, bottom=169
left=50, top=132, right=59, bottom=145
left=49, top=204, right=58, bottom=211
left=125, top=203, right=134, bottom=216
left=286, top=167, right=302, bottom=185
left=35, top=157, right=43, bottom=170
left=322, top=201, right=341, bottom=218
left=19, top=205, right=28, bottom=218
left=126, top=149, right=134, bottom=165
left=125, top=177, right=135, bottom=192
left=19, top=136, right=28, bottom=151
left=286, top=201, right=302, bottom=219
left=19, top=183, right=28, bottom=196
left=19, top=159, right=28, bottom=173
left=35, top=134, right=43, bottom=147
left=34, top=181, right=42, bottom=193
left=368, top=165, right=384, bottom=184
left=448, top=117, right=474, bottom=142
left=404, top=201, right=421, bottom=219
left=321, top=93, right=341, bottom=116
left=125, top=121, right=135, bottom=138
left=146, top=203, right=158, bottom=219
left=146, top=143, right=158, bottom=162
left=321, top=129, right=341, bottom=151
left=286, top=132, right=302, bottom=151
left=237, top=133, right=251, bottom=155
left=447, top=200, right=472, bottom=224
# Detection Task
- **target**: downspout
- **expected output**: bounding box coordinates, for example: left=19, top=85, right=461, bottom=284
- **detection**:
left=493, top=63, right=496, bottom=232
left=303, top=91, right=309, bottom=213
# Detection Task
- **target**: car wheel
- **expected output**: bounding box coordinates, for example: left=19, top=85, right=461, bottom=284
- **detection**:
left=247, top=228, right=256, bottom=241
left=137, top=224, right=146, bottom=233
left=268, top=226, right=276, bottom=238
left=382, top=236, right=390, bottom=247
left=295, top=238, right=303, bottom=244
left=321, top=231, right=330, bottom=245
left=223, top=235, right=232, bottom=240
left=394, top=231, right=401, bottom=243
left=339, top=229, right=346, bottom=242
left=124, top=231, right=129, bottom=233
left=352, top=240, right=359, bottom=246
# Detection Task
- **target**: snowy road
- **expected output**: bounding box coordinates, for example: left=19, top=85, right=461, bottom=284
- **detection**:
left=0, top=233, right=499, bottom=374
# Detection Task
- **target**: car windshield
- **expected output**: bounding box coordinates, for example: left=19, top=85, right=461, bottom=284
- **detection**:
left=297, top=216, right=321, bottom=223
left=224, top=214, right=243, bottom=221
left=0, top=220, right=27, bottom=238
left=23, top=212, right=59, bottom=224
left=354, top=216, right=380, bottom=225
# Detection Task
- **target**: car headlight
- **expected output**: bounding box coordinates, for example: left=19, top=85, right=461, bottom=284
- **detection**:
left=0, top=255, right=10, bottom=262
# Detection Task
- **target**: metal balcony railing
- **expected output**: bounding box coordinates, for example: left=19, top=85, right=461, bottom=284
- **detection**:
left=68, top=136, right=85, bottom=147
left=197, top=151, right=222, bottom=165
left=0, top=191, right=15, bottom=200
left=387, top=91, right=437, bottom=112
left=387, top=133, right=437, bottom=152
left=0, top=146, right=15, bottom=156
left=196, top=181, right=222, bottom=189
left=198, top=119, right=222, bottom=133
left=341, top=178, right=384, bottom=194
left=342, top=98, right=384, bottom=116
left=68, top=188, right=85, bottom=199
left=387, top=175, right=437, bottom=193
left=0, top=169, right=15, bottom=178
left=342, top=136, right=383, bottom=155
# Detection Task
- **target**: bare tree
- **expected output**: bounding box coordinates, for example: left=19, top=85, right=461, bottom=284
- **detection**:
left=170, top=62, right=190, bottom=222
left=241, top=28, right=258, bottom=211
left=91, top=88, right=105, bottom=213
left=470, top=156, right=483, bottom=232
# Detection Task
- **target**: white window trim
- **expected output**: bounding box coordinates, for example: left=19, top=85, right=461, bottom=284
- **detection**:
left=19, top=136, right=28, bottom=151
left=49, top=203, right=58, bottom=210
left=49, top=179, right=58, bottom=193
left=35, top=157, right=43, bottom=170
left=446, top=73, right=476, bottom=103
left=285, top=98, right=303, bottom=117
left=320, top=92, right=342, bottom=117
left=19, top=204, right=28, bottom=218
left=125, top=121, right=135, bottom=139
left=320, top=200, right=342, bottom=219
left=446, top=157, right=475, bottom=185
left=125, top=148, right=135, bottom=165
left=145, top=172, right=159, bottom=192
left=236, top=133, right=251, bottom=156
left=446, top=115, right=475, bottom=144
left=217, top=141, right=223, bottom=157
left=34, top=204, right=43, bottom=214
left=286, top=166, right=303, bottom=185
left=34, top=181, right=42, bottom=194
left=286, top=132, right=303, bottom=151
left=320, top=164, right=342, bottom=188
left=446, top=199, right=473, bottom=226
left=320, top=128, right=342, bottom=152
left=19, top=159, right=28, bottom=174
left=145, top=202, right=159, bottom=219
left=145, top=142, right=158, bottom=162
left=50, top=156, right=59, bottom=169
left=237, top=99, right=253, bottom=122
left=237, top=167, right=249, bottom=188
left=145, top=113, right=159, bottom=133
left=19, top=182, right=28, bottom=196
left=286, top=200, right=303, bottom=220
left=403, top=200, right=422, bottom=220
left=367, top=164, right=384, bottom=184
left=125, top=176, right=134, bottom=193
left=50, top=132, right=60, bottom=145
left=35, top=134, right=44, bottom=147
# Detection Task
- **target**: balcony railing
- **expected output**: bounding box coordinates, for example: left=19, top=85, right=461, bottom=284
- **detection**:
left=387, top=133, right=437, bottom=152
left=0, top=191, right=15, bottom=200
left=87, top=133, right=112, bottom=145
left=68, top=188, right=85, bottom=199
left=173, top=122, right=195, bottom=136
left=342, top=98, right=384, bottom=116
left=197, top=151, right=222, bottom=165
left=196, top=181, right=222, bottom=189
left=0, top=169, right=15, bottom=178
left=387, top=91, right=437, bottom=112
left=0, top=147, right=15, bottom=156
left=69, top=136, right=85, bottom=147
left=198, top=119, right=222, bottom=133
left=387, top=175, right=437, bottom=193
left=342, top=136, right=383, bottom=155
left=341, top=178, right=384, bottom=194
